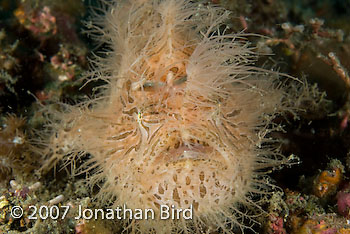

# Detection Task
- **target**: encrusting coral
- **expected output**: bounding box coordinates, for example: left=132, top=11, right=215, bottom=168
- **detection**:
left=38, top=0, right=324, bottom=233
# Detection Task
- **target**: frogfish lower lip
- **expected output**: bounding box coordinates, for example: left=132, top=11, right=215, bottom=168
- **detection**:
left=161, top=143, right=214, bottom=163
